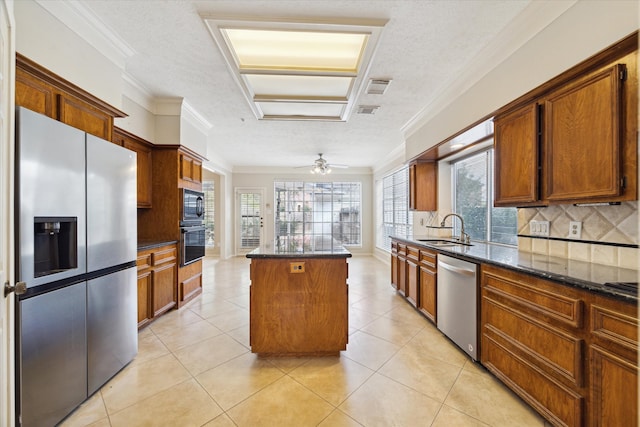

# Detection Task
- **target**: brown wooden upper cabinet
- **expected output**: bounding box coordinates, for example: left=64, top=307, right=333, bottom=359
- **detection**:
left=179, top=150, right=203, bottom=186
left=112, top=127, right=153, bottom=208
left=409, top=161, right=437, bottom=211
left=543, top=64, right=623, bottom=202
left=494, top=39, right=637, bottom=207
left=15, top=53, right=126, bottom=141
left=494, top=103, right=540, bottom=207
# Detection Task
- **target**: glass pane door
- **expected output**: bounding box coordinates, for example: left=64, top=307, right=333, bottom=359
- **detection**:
left=237, top=189, right=263, bottom=252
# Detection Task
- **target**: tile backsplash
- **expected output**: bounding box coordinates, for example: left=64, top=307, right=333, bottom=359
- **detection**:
left=413, top=202, right=639, bottom=270
left=518, top=202, right=638, bottom=269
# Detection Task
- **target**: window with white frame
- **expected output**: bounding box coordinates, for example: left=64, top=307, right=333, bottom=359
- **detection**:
left=452, top=148, right=517, bottom=245
left=203, top=180, right=215, bottom=247
left=381, top=166, right=412, bottom=251
left=274, top=181, right=361, bottom=251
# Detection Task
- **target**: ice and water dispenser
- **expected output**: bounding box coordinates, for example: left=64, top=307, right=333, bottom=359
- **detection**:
left=33, top=216, right=78, bottom=278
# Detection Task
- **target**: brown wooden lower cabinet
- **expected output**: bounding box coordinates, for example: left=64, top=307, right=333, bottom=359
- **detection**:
left=136, top=243, right=178, bottom=328
left=249, top=256, right=349, bottom=356
left=481, top=264, right=638, bottom=427
left=391, top=241, right=399, bottom=289
left=397, top=243, right=407, bottom=296
left=418, top=248, right=436, bottom=323
left=406, top=246, right=420, bottom=307
left=178, top=259, right=203, bottom=308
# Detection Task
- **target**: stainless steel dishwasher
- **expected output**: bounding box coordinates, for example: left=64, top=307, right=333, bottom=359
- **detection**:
left=437, top=254, right=479, bottom=360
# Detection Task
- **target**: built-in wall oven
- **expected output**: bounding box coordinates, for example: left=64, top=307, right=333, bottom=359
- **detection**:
left=181, top=224, right=205, bottom=265
left=180, top=188, right=206, bottom=266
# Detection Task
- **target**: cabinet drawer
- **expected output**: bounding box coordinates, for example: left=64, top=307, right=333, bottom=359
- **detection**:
left=419, top=250, right=436, bottom=270
left=483, top=298, right=584, bottom=387
left=591, top=304, right=638, bottom=354
left=136, top=253, right=151, bottom=270
left=482, top=266, right=584, bottom=329
left=483, top=333, right=584, bottom=427
left=397, top=243, right=407, bottom=256
left=152, top=247, right=177, bottom=266
left=406, top=246, right=419, bottom=261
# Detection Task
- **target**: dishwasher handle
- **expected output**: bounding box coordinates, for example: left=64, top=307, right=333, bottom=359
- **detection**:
left=438, top=260, right=476, bottom=277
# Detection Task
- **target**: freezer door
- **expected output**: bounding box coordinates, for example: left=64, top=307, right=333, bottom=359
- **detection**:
left=19, top=282, right=87, bottom=426
left=87, top=267, right=138, bottom=395
left=16, top=107, right=87, bottom=287
left=86, top=134, right=137, bottom=271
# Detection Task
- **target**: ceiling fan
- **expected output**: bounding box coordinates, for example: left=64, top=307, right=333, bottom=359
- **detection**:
left=297, top=153, right=348, bottom=175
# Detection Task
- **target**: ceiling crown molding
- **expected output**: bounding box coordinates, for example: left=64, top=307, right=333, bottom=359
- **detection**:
left=36, top=0, right=136, bottom=69
left=181, top=100, right=214, bottom=135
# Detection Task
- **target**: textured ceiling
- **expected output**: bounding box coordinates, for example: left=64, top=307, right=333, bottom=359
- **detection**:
left=78, top=0, right=535, bottom=171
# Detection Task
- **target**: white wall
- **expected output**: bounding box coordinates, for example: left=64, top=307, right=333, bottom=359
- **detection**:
left=232, top=172, right=374, bottom=256
left=404, top=0, right=639, bottom=160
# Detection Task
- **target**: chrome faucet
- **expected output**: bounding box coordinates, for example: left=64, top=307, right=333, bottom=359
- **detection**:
left=441, top=213, right=470, bottom=244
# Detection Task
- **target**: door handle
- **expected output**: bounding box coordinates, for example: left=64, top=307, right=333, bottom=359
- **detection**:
left=4, top=281, right=27, bottom=297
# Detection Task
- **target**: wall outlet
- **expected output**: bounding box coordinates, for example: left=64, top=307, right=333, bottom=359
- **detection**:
left=290, top=262, right=305, bottom=273
left=569, top=221, right=582, bottom=239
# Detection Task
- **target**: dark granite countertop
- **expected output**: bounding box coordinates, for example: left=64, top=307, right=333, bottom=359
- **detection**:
left=246, top=241, right=352, bottom=259
left=392, top=236, right=638, bottom=303
left=137, top=239, right=179, bottom=251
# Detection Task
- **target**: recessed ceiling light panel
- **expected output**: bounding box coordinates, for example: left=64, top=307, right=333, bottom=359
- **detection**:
left=202, top=15, right=387, bottom=121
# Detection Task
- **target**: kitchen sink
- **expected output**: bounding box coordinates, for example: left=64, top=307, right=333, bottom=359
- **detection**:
left=417, top=239, right=473, bottom=247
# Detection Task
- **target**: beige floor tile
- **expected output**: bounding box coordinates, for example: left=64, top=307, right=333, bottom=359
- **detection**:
left=196, top=352, right=285, bottom=410
left=317, top=409, right=364, bottom=426
left=404, top=327, right=469, bottom=367
left=173, top=333, right=249, bottom=376
left=350, top=293, right=404, bottom=316
left=226, top=376, right=334, bottom=427
left=378, top=346, right=462, bottom=402
left=383, top=301, right=428, bottom=325
left=445, top=368, right=546, bottom=426
left=85, top=419, right=111, bottom=427
left=264, top=356, right=311, bottom=373
left=432, top=404, right=490, bottom=427
left=339, top=373, right=442, bottom=426
left=154, top=318, right=224, bottom=352
left=341, top=330, right=400, bottom=370
left=226, top=324, right=250, bottom=348
left=225, top=292, right=250, bottom=309
left=59, top=391, right=107, bottom=427
left=146, top=306, right=203, bottom=336
left=360, top=314, right=424, bottom=346
left=109, top=378, right=222, bottom=427
left=100, top=353, right=192, bottom=414
left=348, top=307, right=380, bottom=330
left=137, top=326, right=153, bottom=339
left=289, top=356, right=375, bottom=406
left=187, top=299, right=242, bottom=319
left=201, top=413, right=238, bottom=427
left=206, top=307, right=249, bottom=332
left=133, top=332, right=170, bottom=365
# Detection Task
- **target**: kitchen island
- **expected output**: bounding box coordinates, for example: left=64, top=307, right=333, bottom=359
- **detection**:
left=246, top=242, right=351, bottom=356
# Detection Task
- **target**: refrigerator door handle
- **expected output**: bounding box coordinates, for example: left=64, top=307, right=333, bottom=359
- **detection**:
left=4, top=280, right=27, bottom=297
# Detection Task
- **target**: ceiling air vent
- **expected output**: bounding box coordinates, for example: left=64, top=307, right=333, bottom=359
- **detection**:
left=357, top=105, right=380, bottom=115
left=366, top=79, right=391, bottom=95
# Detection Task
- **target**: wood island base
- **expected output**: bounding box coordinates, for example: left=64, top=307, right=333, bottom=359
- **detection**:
left=247, top=250, right=350, bottom=357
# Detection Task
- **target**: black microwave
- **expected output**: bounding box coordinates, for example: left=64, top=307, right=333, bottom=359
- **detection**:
left=181, top=189, right=205, bottom=225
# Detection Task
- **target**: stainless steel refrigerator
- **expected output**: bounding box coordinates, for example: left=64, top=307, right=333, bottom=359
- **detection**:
left=15, top=107, right=138, bottom=426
